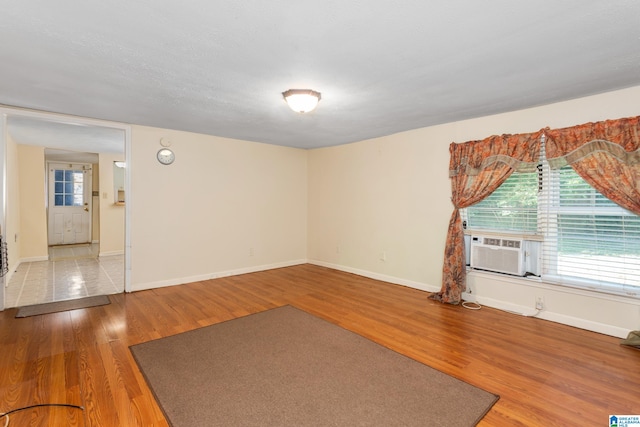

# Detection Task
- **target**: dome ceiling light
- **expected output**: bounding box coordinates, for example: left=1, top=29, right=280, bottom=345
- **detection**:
left=282, top=89, right=321, bottom=113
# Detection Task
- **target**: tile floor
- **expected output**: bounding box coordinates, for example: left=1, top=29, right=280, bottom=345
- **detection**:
left=5, top=244, right=124, bottom=308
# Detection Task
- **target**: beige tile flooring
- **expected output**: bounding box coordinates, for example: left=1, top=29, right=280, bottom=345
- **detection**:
left=5, top=243, right=124, bottom=308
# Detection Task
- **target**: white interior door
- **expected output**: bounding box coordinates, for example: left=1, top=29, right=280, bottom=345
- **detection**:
left=47, top=162, right=92, bottom=245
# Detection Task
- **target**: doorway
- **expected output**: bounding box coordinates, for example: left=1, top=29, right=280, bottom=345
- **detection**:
left=47, top=162, right=93, bottom=246
left=0, top=108, right=131, bottom=310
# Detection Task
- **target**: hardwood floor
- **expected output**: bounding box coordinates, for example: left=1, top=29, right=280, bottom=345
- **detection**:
left=0, top=264, right=638, bottom=426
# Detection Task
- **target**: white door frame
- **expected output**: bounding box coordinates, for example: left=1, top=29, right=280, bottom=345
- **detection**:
left=0, top=106, right=132, bottom=304
left=0, top=113, right=6, bottom=312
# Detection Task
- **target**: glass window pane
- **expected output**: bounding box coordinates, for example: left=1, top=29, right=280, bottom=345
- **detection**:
left=55, top=182, right=63, bottom=193
left=466, top=171, right=538, bottom=233
left=65, top=195, right=74, bottom=206
left=55, top=170, right=64, bottom=181
left=55, top=195, right=64, bottom=206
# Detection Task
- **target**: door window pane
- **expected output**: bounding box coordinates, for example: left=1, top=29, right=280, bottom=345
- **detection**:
left=53, top=169, right=84, bottom=207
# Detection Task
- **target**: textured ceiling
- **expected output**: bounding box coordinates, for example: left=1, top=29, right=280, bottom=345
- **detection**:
left=7, top=116, right=125, bottom=154
left=2, top=1, right=640, bottom=150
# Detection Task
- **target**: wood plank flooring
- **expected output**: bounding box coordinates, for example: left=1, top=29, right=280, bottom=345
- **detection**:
left=1, top=264, right=638, bottom=426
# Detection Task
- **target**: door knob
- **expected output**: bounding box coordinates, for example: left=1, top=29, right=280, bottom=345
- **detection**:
left=84, top=207, right=89, bottom=212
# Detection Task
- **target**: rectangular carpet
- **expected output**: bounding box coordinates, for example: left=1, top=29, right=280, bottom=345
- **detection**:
left=16, top=295, right=111, bottom=318
left=130, top=305, right=498, bottom=426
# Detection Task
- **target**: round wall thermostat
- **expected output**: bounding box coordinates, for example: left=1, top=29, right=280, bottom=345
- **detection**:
left=157, top=148, right=175, bottom=165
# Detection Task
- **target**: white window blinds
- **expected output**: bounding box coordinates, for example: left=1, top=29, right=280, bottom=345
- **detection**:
left=539, top=165, right=640, bottom=297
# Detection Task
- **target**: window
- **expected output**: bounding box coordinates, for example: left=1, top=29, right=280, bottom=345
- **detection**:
left=464, top=145, right=640, bottom=298
left=53, top=169, right=84, bottom=207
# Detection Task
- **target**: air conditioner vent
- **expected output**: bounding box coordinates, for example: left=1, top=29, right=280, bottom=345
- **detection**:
left=470, top=235, right=525, bottom=276
left=501, top=239, right=521, bottom=249
left=483, top=237, right=501, bottom=246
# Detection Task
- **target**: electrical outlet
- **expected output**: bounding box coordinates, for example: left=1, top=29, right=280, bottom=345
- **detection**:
left=380, top=251, right=386, bottom=261
left=535, top=296, right=544, bottom=310
left=249, top=247, right=254, bottom=257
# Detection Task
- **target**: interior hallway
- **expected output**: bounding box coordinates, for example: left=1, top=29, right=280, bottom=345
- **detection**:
left=5, top=243, right=123, bottom=308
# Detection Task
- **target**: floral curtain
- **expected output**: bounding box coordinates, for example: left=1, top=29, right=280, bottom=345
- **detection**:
left=429, top=131, right=542, bottom=304
left=544, top=116, right=640, bottom=216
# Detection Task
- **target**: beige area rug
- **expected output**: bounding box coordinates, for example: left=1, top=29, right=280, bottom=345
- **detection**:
left=16, top=295, right=111, bottom=318
left=130, top=305, right=498, bottom=427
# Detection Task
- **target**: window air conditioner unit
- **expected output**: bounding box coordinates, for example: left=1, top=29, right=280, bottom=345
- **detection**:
left=469, top=235, right=526, bottom=276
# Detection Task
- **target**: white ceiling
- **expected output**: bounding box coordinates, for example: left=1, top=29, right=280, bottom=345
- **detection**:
left=1, top=1, right=640, bottom=150
left=7, top=116, right=125, bottom=153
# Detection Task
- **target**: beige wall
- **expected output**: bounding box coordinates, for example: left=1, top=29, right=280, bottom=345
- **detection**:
left=308, top=85, right=640, bottom=337
left=17, top=145, right=48, bottom=260
left=129, top=126, right=308, bottom=290
left=98, top=154, right=125, bottom=256
left=3, top=85, right=639, bottom=337
left=308, top=127, right=452, bottom=287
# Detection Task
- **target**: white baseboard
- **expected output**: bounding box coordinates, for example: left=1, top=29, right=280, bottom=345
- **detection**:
left=464, top=293, right=631, bottom=338
left=99, top=250, right=124, bottom=257
left=308, top=260, right=441, bottom=293
left=20, top=256, right=49, bottom=263
left=131, top=259, right=307, bottom=292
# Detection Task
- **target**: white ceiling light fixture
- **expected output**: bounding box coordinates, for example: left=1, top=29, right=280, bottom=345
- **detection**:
left=282, top=89, right=321, bottom=113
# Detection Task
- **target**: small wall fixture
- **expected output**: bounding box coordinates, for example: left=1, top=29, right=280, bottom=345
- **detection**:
left=282, top=89, right=321, bottom=113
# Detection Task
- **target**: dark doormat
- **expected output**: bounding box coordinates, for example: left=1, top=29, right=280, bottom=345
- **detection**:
left=16, top=295, right=111, bottom=318
left=131, top=305, right=499, bottom=426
